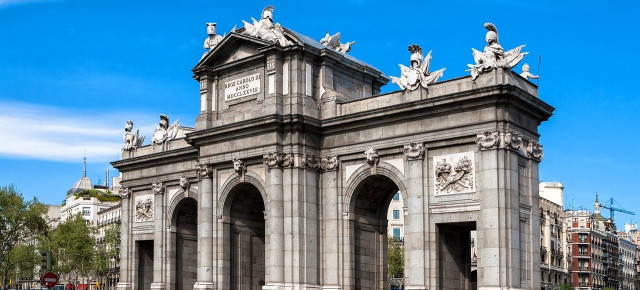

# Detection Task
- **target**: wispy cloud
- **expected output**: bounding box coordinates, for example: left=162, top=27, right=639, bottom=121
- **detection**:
left=0, top=102, right=155, bottom=163
left=0, top=0, right=62, bottom=7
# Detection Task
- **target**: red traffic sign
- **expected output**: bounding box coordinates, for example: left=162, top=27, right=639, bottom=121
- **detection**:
left=41, top=272, right=58, bottom=288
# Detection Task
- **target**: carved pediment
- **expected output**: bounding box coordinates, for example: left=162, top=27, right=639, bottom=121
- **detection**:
left=194, top=33, right=273, bottom=70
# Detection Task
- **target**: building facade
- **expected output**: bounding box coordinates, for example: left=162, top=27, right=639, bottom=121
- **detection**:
left=111, top=8, right=552, bottom=290
left=97, top=204, right=123, bottom=289
left=618, top=233, right=637, bottom=290
left=539, top=182, right=569, bottom=289
left=565, top=209, right=607, bottom=289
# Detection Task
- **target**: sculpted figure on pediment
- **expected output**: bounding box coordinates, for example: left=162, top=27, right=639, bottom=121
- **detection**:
left=202, top=23, right=224, bottom=58
left=520, top=63, right=539, bottom=81
left=151, top=114, right=179, bottom=150
left=122, top=120, right=145, bottom=151
left=320, top=32, right=355, bottom=54
left=391, top=44, right=445, bottom=91
left=467, top=23, right=528, bottom=80
left=242, top=5, right=292, bottom=47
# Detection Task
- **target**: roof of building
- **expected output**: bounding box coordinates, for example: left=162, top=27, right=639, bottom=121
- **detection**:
left=66, top=176, right=93, bottom=196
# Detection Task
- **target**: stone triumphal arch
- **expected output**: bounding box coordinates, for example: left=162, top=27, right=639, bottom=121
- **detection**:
left=112, top=7, right=553, bottom=290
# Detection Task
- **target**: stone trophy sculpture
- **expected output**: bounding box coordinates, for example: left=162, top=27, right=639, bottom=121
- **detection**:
left=520, top=63, right=539, bottom=80
left=320, top=32, right=356, bottom=53
left=151, top=114, right=179, bottom=149
left=242, top=5, right=291, bottom=46
left=122, top=120, right=145, bottom=151
left=391, top=44, right=445, bottom=91
left=467, top=23, right=528, bottom=80
left=202, top=23, right=224, bottom=58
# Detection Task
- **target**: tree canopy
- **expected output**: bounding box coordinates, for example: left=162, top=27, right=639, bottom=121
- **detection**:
left=0, top=185, right=47, bottom=288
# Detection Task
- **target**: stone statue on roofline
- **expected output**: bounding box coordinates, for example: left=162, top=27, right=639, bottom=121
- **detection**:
left=122, top=120, right=145, bottom=151
left=242, top=5, right=292, bottom=47
left=320, top=31, right=356, bottom=53
left=391, top=44, right=446, bottom=91
left=151, top=114, right=180, bottom=150
left=520, top=63, right=539, bottom=80
left=467, top=23, right=528, bottom=80
left=202, top=23, right=224, bottom=58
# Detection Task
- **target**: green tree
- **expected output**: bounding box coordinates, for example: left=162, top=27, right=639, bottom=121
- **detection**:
left=50, top=213, right=96, bottom=286
left=94, top=224, right=120, bottom=287
left=0, top=185, right=47, bottom=289
left=387, top=237, right=404, bottom=279
left=557, top=282, right=572, bottom=290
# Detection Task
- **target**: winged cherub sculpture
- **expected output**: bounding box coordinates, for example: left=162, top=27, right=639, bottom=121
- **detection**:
left=122, top=120, right=145, bottom=151
left=391, top=44, right=445, bottom=91
left=467, top=23, right=528, bottom=80
left=320, top=32, right=356, bottom=53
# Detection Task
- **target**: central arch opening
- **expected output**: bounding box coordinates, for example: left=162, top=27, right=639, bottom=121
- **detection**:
left=227, top=182, right=266, bottom=290
left=351, top=174, right=401, bottom=290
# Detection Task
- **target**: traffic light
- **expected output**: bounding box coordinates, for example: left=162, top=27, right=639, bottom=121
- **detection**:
left=40, top=251, right=52, bottom=272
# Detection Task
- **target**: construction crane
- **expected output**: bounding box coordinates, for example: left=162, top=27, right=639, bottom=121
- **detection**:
left=597, top=194, right=635, bottom=221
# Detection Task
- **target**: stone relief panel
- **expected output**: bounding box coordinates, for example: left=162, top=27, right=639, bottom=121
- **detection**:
left=134, top=195, right=154, bottom=222
left=433, top=152, right=476, bottom=195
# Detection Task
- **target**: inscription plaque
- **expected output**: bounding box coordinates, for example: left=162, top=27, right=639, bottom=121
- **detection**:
left=224, top=73, right=261, bottom=101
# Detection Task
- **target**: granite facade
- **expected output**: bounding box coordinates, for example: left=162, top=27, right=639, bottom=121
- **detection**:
left=112, top=29, right=553, bottom=290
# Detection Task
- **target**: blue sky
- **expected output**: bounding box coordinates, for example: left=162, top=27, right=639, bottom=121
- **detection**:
left=1, top=1, right=639, bottom=226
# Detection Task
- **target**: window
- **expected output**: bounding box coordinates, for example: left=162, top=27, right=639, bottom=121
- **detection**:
left=82, top=207, right=91, bottom=216
left=393, top=210, right=400, bottom=219
left=392, top=192, right=400, bottom=200
left=393, top=228, right=401, bottom=239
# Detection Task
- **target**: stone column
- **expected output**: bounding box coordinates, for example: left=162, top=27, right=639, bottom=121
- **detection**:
left=195, top=164, right=215, bottom=290
left=321, top=164, right=340, bottom=289
left=476, top=130, right=541, bottom=289
left=265, top=160, right=285, bottom=289
left=150, top=183, right=165, bottom=289
left=116, top=188, right=132, bottom=290
left=403, top=143, right=427, bottom=289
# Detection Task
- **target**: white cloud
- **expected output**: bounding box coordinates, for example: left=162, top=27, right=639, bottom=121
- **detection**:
left=0, top=102, right=156, bottom=163
left=0, top=0, right=61, bottom=7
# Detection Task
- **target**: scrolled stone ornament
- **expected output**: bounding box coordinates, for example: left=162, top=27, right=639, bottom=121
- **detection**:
left=364, top=146, right=380, bottom=166
left=403, top=142, right=425, bottom=159
left=303, top=154, right=321, bottom=170
left=151, top=182, right=165, bottom=195
left=195, top=163, right=213, bottom=178
left=179, top=176, right=190, bottom=191
left=233, top=158, right=247, bottom=175
left=320, top=155, right=339, bottom=171
left=504, top=131, right=523, bottom=150
left=476, top=131, right=500, bottom=150
left=281, top=153, right=293, bottom=168
left=263, top=152, right=283, bottom=168
left=118, top=187, right=132, bottom=199
left=526, top=140, right=543, bottom=162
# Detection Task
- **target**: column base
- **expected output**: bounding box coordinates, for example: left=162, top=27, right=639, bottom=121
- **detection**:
left=150, top=282, right=165, bottom=289
left=116, top=282, right=131, bottom=290
left=479, top=287, right=526, bottom=290
left=194, top=281, right=215, bottom=289
left=321, top=286, right=341, bottom=290
left=263, top=284, right=284, bottom=290
left=404, top=287, right=427, bottom=290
